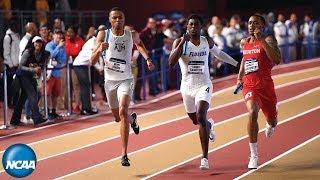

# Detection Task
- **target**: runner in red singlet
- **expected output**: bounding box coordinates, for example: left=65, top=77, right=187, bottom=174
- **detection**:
left=236, top=14, right=281, bottom=169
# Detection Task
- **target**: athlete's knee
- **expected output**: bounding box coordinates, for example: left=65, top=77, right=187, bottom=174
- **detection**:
left=248, top=107, right=259, bottom=121
left=119, top=106, right=129, bottom=120
left=196, top=112, right=206, bottom=126
left=188, top=113, right=198, bottom=125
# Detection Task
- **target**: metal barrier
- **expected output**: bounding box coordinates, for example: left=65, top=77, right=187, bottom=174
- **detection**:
left=0, top=10, right=107, bottom=41
left=1, top=38, right=320, bottom=128
left=0, top=65, right=13, bottom=129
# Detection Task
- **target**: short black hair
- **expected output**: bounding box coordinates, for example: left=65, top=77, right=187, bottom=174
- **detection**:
left=109, top=7, right=123, bottom=15
left=187, top=14, right=204, bottom=25
left=252, top=13, right=266, bottom=25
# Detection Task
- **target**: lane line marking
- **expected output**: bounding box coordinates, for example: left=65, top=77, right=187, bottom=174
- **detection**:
left=143, top=106, right=320, bottom=180
left=234, top=134, right=320, bottom=180
left=54, top=91, right=320, bottom=179
left=1, top=64, right=318, bottom=139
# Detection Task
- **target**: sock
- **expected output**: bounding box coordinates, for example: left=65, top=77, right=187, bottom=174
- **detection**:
left=249, top=142, right=258, bottom=157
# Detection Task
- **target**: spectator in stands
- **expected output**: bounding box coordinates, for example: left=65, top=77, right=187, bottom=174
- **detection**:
left=86, top=26, right=96, bottom=41
left=313, top=17, right=320, bottom=56
left=285, top=13, right=299, bottom=61
left=53, top=18, right=65, bottom=32
left=0, top=0, right=12, bottom=20
left=274, top=14, right=289, bottom=62
left=300, top=14, right=314, bottom=59
left=221, top=15, right=243, bottom=73
left=65, top=25, right=85, bottom=113
left=73, top=30, right=101, bottom=115
left=135, top=17, right=159, bottom=100
left=208, top=16, right=221, bottom=38
left=44, top=29, right=67, bottom=119
left=19, top=22, right=38, bottom=61
left=10, top=36, right=51, bottom=126
left=35, top=0, right=49, bottom=26
left=266, top=12, right=275, bottom=35
left=39, top=24, right=51, bottom=45
left=3, top=20, right=20, bottom=108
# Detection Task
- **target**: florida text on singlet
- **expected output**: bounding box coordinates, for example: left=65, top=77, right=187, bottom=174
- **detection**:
left=179, top=36, right=211, bottom=93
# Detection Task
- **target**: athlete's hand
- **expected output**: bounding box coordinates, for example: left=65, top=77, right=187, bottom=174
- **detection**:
left=99, top=42, right=109, bottom=52
left=182, top=33, right=191, bottom=43
left=234, top=78, right=243, bottom=94
left=236, top=78, right=243, bottom=86
left=146, top=59, right=155, bottom=71
left=253, top=28, right=263, bottom=40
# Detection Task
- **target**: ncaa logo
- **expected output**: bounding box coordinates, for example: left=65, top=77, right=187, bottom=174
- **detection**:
left=2, top=144, right=37, bottom=178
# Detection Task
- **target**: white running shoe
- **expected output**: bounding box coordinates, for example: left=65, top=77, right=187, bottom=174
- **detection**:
left=248, top=156, right=258, bottom=169
left=208, top=118, right=215, bottom=142
left=22, top=116, right=34, bottom=125
left=199, top=158, right=209, bottom=170
left=265, top=123, right=275, bottom=138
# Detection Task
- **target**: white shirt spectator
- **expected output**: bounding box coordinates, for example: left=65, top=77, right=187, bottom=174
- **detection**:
left=221, top=27, right=243, bottom=49
left=3, top=29, right=20, bottom=68
left=274, top=21, right=288, bottom=46
left=73, top=36, right=103, bottom=71
left=212, top=34, right=226, bottom=50
left=285, top=20, right=298, bottom=44
left=300, top=21, right=314, bottom=44
left=19, top=32, right=32, bottom=62
left=312, top=20, right=320, bottom=43
left=208, top=25, right=216, bottom=38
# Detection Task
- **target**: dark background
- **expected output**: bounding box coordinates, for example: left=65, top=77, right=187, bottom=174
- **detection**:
left=9, top=0, right=320, bottom=31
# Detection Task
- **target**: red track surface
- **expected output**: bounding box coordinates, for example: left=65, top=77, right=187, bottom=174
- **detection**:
left=0, top=59, right=319, bottom=179
left=155, top=109, right=320, bottom=179
left=0, top=72, right=318, bottom=179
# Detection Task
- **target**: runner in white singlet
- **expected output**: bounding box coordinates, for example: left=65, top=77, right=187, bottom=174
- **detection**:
left=169, top=14, right=238, bottom=170
left=90, top=7, right=154, bottom=167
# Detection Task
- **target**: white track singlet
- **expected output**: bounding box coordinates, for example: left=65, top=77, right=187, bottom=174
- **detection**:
left=103, top=29, right=133, bottom=81
left=179, top=36, right=212, bottom=96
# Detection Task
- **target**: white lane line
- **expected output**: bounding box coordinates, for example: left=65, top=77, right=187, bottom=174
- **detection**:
left=54, top=91, right=320, bottom=179
left=0, top=75, right=319, bottom=167
left=143, top=106, right=320, bottom=180
left=234, top=134, right=320, bottom=180
left=0, top=64, right=318, bottom=140
left=2, top=74, right=318, bottom=156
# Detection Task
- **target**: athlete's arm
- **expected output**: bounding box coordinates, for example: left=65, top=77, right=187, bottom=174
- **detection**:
left=168, top=38, right=183, bottom=68
left=210, top=45, right=238, bottom=67
left=90, top=30, right=107, bottom=65
left=261, top=35, right=281, bottom=65
left=206, top=36, right=238, bottom=67
left=237, top=39, right=246, bottom=85
left=132, top=30, right=154, bottom=70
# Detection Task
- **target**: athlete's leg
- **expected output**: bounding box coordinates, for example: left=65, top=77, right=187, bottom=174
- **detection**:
left=197, top=100, right=210, bottom=159
left=246, top=99, right=260, bottom=169
left=246, top=99, right=260, bottom=143
left=187, top=113, right=198, bottom=125
left=118, top=94, right=132, bottom=156
left=105, top=81, right=121, bottom=122
left=111, top=108, right=121, bottom=122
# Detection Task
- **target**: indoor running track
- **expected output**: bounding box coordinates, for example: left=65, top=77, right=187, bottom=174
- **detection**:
left=0, top=58, right=319, bottom=180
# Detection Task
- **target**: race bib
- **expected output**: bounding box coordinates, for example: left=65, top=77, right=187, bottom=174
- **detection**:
left=188, top=61, right=205, bottom=74
left=107, top=58, right=126, bottom=73
left=244, top=59, right=259, bottom=74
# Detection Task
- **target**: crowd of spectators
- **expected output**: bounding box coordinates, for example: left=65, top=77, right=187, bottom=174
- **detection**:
left=1, top=11, right=320, bottom=126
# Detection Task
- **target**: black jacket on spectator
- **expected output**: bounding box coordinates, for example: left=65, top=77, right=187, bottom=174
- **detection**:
left=11, top=41, right=50, bottom=125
